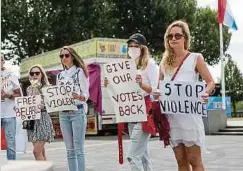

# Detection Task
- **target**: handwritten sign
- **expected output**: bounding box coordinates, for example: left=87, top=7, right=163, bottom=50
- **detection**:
left=104, top=59, right=147, bottom=123
left=159, top=81, right=207, bottom=117
left=42, top=85, right=77, bottom=113
left=1, top=73, right=13, bottom=93
left=15, top=95, right=42, bottom=121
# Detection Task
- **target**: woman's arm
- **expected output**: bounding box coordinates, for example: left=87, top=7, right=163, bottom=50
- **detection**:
left=196, top=55, right=215, bottom=94
left=137, top=61, right=159, bottom=94
left=153, top=67, right=164, bottom=100
left=77, top=70, right=89, bottom=102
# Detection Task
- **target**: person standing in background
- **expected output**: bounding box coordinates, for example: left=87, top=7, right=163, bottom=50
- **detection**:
left=25, top=64, right=55, bottom=161
left=105, top=33, right=159, bottom=171
left=56, top=46, right=89, bottom=171
left=1, top=55, right=22, bottom=160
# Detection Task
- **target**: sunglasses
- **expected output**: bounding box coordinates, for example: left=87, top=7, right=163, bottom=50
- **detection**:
left=167, top=33, right=184, bottom=40
left=59, top=54, right=71, bottom=59
left=30, top=72, right=41, bottom=76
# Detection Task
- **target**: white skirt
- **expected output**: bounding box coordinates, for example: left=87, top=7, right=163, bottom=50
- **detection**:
left=168, top=114, right=206, bottom=149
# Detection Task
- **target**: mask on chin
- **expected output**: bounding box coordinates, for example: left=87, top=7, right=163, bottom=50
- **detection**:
left=128, top=47, right=141, bottom=60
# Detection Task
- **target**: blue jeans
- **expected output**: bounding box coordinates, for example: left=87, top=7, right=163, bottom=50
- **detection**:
left=127, top=123, right=152, bottom=171
left=59, top=108, right=87, bottom=171
left=1, top=117, right=16, bottom=160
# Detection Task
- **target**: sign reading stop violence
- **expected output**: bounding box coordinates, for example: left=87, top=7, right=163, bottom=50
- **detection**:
left=159, top=81, right=207, bottom=116
left=104, top=59, right=147, bottom=123
left=42, top=85, right=77, bottom=113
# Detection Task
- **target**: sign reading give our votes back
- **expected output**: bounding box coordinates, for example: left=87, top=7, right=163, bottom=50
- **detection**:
left=159, top=81, right=207, bottom=117
left=104, top=59, right=147, bottom=123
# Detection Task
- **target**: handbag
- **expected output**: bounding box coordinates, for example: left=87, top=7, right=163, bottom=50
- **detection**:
left=22, top=120, right=35, bottom=130
left=142, top=95, right=157, bottom=136
left=152, top=52, right=191, bottom=147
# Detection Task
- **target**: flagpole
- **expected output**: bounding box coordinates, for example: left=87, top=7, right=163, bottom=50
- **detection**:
left=219, top=23, right=226, bottom=110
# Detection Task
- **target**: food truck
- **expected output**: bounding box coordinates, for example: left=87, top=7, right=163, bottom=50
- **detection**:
left=19, top=38, right=127, bottom=136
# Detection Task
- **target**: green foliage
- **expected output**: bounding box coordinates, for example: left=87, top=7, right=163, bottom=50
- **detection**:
left=1, top=0, right=231, bottom=66
left=191, top=7, right=231, bottom=65
left=236, top=101, right=243, bottom=112
left=225, top=54, right=243, bottom=112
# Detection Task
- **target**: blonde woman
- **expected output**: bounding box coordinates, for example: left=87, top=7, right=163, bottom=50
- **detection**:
left=158, top=20, right=215, bottom=171
left=56, top=46, right=89, bottom=171
left=26, top=65, right=54, bottom=160
left=105, top=33, right=159, bottom=171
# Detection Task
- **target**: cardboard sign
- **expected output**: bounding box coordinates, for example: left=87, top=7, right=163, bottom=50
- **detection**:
left=42, top=85, right=77, bottom=113
left=1, top=74, right=13, bottom=93
left=104, top=59, right=147, bottom=123
left=15, top=95, right=42, bottom=121
left=159, top=81, right=207, bottom=117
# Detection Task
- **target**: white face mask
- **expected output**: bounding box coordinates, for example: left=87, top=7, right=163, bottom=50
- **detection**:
left=128, top=47, right=141, bottom=60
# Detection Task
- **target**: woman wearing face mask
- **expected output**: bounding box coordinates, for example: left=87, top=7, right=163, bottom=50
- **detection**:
left=26, top=65, right=55, bottom=161
left=157, top=20, right=215, bottom=171
left=105, top=33, right=159, bottom=171
left=56, top=46, right=89, bottom=171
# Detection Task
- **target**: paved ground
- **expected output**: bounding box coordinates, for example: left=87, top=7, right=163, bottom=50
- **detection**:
left=1, top=135, right=243, bottom=171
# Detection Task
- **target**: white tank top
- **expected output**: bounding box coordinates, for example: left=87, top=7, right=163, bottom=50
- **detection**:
left=163, top=53, right=205, bottom=130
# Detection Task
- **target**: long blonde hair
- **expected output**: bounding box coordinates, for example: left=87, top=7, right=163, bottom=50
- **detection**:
left=28, top=64, right=50, bottom=86
left=160, top=20, right=191, bottom=73
left=126, top=45, right=150, bottom=70
left=60, top=46, right=88, bottom=78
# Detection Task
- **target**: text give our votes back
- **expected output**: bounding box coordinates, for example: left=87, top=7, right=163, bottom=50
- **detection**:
left=159, top=81, right=207, bottom=116
left=42, top=85, right=77, bottom=113
left=105, top=60, right=136, bottom=87
left=104, top=59, right=147, bottom=123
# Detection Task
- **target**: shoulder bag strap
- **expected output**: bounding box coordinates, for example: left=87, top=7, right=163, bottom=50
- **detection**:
left=171, top=52, right=191, bottom=81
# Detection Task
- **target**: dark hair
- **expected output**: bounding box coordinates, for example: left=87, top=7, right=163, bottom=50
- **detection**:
left=60, top=46, right=88, bottom=78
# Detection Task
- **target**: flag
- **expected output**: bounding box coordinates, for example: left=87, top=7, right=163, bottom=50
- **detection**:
left=218, top=0, right=238, bottom=30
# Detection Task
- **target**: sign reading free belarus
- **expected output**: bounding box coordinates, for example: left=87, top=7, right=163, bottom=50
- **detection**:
left=104, top=59, right=147, bottom=123
left=159, top=81, right=207, bottom=117
left=15, top=95, right=42, bottom=121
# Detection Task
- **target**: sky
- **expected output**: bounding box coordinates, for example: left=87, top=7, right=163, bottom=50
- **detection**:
left=4, top=0, right=243, bottom=81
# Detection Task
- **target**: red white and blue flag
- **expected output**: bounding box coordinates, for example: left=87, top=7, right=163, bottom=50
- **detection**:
left=218, top=0, right=238, bottom=30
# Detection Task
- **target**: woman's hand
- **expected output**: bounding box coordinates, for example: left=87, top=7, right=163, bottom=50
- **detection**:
left=104, top=77, right=109, bottom=87
left=153, top=89, right=161, bottom=101
left=201, top=93, right=209, bottom=104
left=135, top=74, right=142, bottom=87
left=72, top=92, right=85, bottom=101
left=1, top=90, right=11, bottom=99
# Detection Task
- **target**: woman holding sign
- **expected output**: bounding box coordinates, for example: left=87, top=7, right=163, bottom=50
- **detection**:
left=157, top=20, right=215, bottom=171
left=105, top=33, right=159, bottom=171
left=57, top=46, right=89, bottom=171
left=26, top=64, right=54, bottom=161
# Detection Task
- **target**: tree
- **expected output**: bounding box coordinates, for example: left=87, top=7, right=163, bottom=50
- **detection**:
left=225, top=54, right=243, bottom=112
left=104, top=0, right=197, bottom=55
left=1, top=0, right=104, bottom=64
left=1, top=0, right=53, bottom=64
left=2, top=0, right=232, bottom=66
left=191, top=7, right=231, bottom=65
